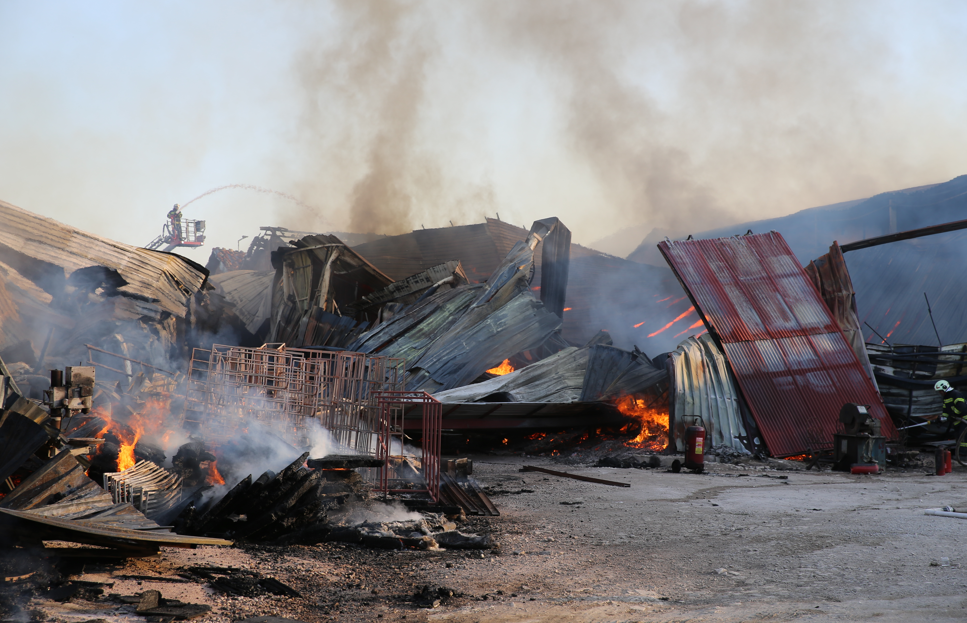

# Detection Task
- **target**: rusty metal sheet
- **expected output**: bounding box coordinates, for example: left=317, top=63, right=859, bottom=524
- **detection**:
left=659, top=231, right=896, bottom=457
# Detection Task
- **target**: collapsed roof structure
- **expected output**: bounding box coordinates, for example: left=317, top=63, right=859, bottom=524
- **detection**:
left=0, top=198, right=218, bottom=392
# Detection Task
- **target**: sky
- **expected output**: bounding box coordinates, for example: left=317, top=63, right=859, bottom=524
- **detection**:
left=1, top=0, right=966, bottom=263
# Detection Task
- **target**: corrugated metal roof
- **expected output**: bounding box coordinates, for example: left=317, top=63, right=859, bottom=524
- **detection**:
left=0, top=199, right=208, bottom=318
left=669, top=334, right=757, bottom=454
left=210, top=270, right=275, bottom=335
left=659, top=231, right=896, bottom=457
left=434, top=346, right=589, bottom=404
left=352, top=218, right=608, bottom=286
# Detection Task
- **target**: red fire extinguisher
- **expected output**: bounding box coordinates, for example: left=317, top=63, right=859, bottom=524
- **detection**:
left=936, top=447, right=946, bottom=476
left=684, top=417, right=706, bottom=473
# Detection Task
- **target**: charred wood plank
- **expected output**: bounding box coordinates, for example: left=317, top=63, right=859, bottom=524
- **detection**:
left=190, top=474, right=252, bottom=534
left=434, top=530, right=494, bottom=550
left=439, top=473, right=483, bottom=515
left=306, top=455, right=384, bottom=469
left=0, top=410, right=51, bottom=484
left=0, top=449, right=90, bottom=510
left=520, top=465, right=630, bottom=487
left=236, top=470, right=325, bottom=540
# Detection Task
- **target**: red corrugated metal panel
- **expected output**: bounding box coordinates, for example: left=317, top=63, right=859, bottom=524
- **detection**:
left=659, top=231, right=896, bottom=457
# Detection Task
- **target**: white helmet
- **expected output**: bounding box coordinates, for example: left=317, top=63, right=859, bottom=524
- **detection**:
left=935, top=380, right=952, bottom=392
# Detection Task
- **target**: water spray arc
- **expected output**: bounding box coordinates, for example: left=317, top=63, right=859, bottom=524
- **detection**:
left=181, top=184, right=317, bottom=212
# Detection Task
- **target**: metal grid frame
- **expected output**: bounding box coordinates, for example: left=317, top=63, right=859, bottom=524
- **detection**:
left=374, top=391, right=442, bottom=502
left=182, top=344, right=405, bottom=451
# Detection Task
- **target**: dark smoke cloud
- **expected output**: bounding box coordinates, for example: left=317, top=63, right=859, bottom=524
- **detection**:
left=1, top=2, right=966, bottom=251
left=285, top=1, right=967, bottom=243
left=295, top=1, right=446, bottom=234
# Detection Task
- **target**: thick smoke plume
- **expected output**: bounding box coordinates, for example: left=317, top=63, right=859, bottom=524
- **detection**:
left=286, top=1, right=967, bottom=245
left=1, top=2, right=966, bottom=251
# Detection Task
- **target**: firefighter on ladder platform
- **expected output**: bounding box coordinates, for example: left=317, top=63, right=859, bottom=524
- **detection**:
left=167, top=203, right=183, bottom=244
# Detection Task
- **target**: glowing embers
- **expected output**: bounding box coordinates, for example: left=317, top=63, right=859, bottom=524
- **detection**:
left=615, top=395, right=669, bottom=451
left=486, top=359, right=515, bottom=376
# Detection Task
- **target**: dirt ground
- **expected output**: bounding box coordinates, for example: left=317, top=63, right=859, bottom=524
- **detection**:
left=18, top=452, right=967, bottom=623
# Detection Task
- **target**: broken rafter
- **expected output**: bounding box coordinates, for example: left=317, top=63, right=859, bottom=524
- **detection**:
left=840, top=218, right=967, bottom=252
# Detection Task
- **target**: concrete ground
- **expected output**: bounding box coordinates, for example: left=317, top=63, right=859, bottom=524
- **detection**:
left=19, top=453, right=967, bottom=623
left=427, top=455, right=967, bottom=622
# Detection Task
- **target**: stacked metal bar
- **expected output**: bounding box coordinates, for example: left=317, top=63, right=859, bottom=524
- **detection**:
left=103, top=460, right=183, bottom=521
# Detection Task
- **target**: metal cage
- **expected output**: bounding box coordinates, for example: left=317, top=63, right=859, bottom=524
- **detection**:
left=182, top=344, right=405, bottom=451
left=374, top=391, right=442, bottom=502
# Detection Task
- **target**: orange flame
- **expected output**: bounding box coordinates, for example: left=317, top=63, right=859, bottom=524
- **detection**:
left=667, top=296, right=687, bottom=307
left=92, top=398, right=175, bottom=472
left=633, top=321, right=646, bottom=328
left=648, top=306, right=696, bottom=338
left=487, top=359, right=515, bottom=375
left=206, top=460, right=226, bottom=486
left=117, top=433, right=141, bottom=471
left=563, top=307, right=572, bottom=311
left=884, top=319, right=901, bottom=340
left=673, top=318, right=706, bottom=338
left=656, top=296, right=672, bottom=303
left=615, top=396, right=668, bottom=451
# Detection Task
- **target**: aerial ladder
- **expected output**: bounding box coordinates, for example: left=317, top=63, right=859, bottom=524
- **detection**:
left=145, top=204, right=207, bottom=252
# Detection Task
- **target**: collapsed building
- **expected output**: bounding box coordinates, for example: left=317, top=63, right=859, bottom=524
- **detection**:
left=3, top=178, right=967, bottom=576
left=0, top=201, right=676, bottom=566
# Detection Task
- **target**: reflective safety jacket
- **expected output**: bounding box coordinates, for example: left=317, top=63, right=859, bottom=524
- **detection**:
left=942, top=389, right=967, bottom=420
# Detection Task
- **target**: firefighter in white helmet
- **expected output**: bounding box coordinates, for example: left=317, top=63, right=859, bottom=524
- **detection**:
left=935, top=380, right=967, bottom=436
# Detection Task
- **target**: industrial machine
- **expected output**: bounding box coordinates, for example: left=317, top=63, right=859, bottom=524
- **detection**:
left=43, top=366, right=94, bottom=430
left=833, top=403, right=886, bottom=472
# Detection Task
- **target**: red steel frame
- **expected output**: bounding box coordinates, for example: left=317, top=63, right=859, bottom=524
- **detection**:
left=374, top=391, right=442, bottom=502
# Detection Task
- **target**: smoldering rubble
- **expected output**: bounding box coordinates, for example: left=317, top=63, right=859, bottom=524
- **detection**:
left=4, top=186, right=967, bottom=621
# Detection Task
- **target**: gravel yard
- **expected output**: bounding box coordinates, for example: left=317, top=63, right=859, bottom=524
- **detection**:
left=17, top=452, right=967, bottom=623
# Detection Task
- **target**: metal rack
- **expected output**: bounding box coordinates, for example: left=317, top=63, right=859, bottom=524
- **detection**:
left=375, top=391, right=442, bottom=502
left=182, top=344, right=405, bottom=452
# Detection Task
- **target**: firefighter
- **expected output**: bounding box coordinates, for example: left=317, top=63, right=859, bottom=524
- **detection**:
left=167, top=203, right=182, bottom=243
left=935, top=380, right=967, bottom=439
